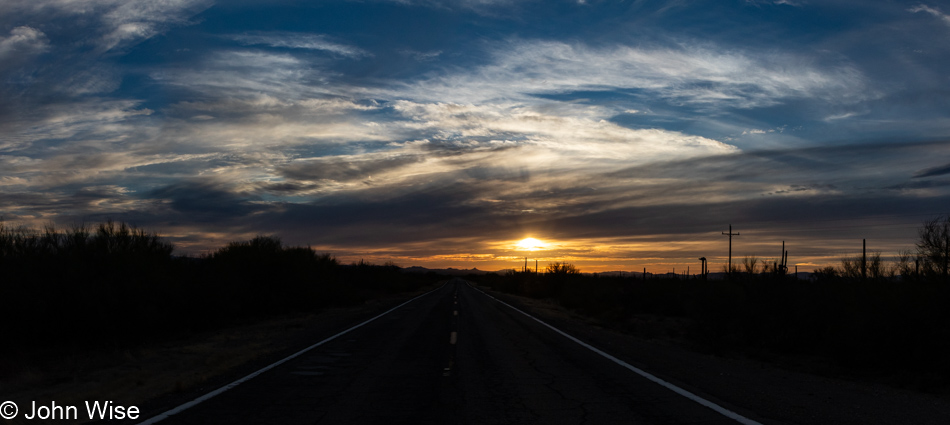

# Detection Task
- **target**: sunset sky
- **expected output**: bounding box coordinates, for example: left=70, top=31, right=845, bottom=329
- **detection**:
left=2, top=0, right=949, bottom=272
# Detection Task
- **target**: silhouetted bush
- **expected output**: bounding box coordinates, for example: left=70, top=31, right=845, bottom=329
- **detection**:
left=917, top=216, right=950, bottom=282
left=0, top=222, right=441, bottom=353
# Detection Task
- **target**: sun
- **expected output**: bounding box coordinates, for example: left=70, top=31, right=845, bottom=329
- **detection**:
left=515, top=237, right=548, bottom=251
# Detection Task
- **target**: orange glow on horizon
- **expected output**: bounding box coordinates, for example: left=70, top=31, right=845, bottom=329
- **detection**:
left=295, top=233, right=916, bottom=275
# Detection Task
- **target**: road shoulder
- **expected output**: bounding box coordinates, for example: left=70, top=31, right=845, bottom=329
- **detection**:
left=472, top=282, right=950, bottom=425
left=3, top=284, right=443, bottom=425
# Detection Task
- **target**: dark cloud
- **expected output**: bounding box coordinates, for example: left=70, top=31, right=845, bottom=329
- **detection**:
left=914, top=162, right=950, bottom=178
left=229, top=185, right=514, bottom=247
left=280, top=155, right=425, bottom=181
left=261, top=182, right=318, bottom=194
left=770, top=183, right=837, bottom=195
left=609, top=141, right=950, bottom=186
left=149, top=180, right=265, bottom=220
left=886, top=179, right=950, bottom=190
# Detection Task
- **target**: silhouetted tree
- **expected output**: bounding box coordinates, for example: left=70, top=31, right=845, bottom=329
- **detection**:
left=545, top=262, right=579, bottom=275
left=742, top=255, right=759, bottom=275
left=840, top=255, right=862, bottom=279
left=838, top=251, right=892, bottom=280
left=917, top=216, right=950, bottom=281
left=896, top=249, right=917, bottom=280
left=721, top=263, right=740, bottom=275
left=812, top=265, right=838, bottom=281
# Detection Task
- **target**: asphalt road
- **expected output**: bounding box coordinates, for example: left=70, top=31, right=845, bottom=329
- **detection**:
left=142, top=279, right=771, bottom=425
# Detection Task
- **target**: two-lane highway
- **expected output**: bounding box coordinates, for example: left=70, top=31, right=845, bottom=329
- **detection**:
left=142, top=279, right=768, bottom=424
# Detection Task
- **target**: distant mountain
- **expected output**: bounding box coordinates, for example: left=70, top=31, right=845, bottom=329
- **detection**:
left=401, top=266, right=493, bottom=276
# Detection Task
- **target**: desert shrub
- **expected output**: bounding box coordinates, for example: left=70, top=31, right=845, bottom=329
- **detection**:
left=0, top=222, right=439, bottom=351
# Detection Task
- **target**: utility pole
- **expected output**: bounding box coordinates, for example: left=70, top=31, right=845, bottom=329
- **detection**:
left=535, top=259, right=538, bottom=274
left=722, top=224, right=739, bottom=277
left=699, top=257, right=707, bottom=281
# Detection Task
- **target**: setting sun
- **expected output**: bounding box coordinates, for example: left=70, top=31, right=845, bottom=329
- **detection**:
left=515, top=237, right=548, bottom=251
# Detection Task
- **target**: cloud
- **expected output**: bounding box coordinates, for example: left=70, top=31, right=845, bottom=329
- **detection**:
left=231, top=32, right=371, bottom=58
left=823, top=112, right=859, bottom=122
left=150, top=179, right=264, bottom=220
left=914, top=162, right=950, bottom=178
left=400, top=49, right=442, bottom=61
left=0, top=1, right=210, bottom=145
left=909, top=4, right=950, bottom=26
left=373, top=0, right=532, bottom=14
left=745, top=0, right=803, bottom=6
left=3, top=0, right=212, bottom=51
left=390, top=101, right=737, bottom=161
left=401, top=40, right=869, bottom=110
left=0, top=26, right=49, bottom=62
left=280, top=154, right=426, bottom=182
left=1, top=99, right=153, bottom=150
left=155, top=51, right=335, bottom=101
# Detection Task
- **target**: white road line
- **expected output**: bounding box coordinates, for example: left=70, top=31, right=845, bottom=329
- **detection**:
left=469, top=284, right=764, bottom=425
left=449, top=331, right=458, bottom=345
left=137, top=284, right=445, bottom=425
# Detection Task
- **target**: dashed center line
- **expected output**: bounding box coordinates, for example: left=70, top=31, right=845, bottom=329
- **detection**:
left=443, top=288, right=460, bottom=377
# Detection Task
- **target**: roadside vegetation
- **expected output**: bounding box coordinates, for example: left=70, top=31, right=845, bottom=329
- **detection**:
left=473, top=217, right=950, bottom=392
left=0, top=220, right=441, bottom=355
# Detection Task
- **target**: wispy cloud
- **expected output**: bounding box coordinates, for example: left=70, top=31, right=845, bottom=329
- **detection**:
left=373, top=0, right=534, bottom=14
left=402, top=40, right=869, bottom=109
left=231, top=32, right=371, bottom=58
left=745, top=0, right=804, bottom=6
left=4, top=0, right=212, bottom=51
left=400, top=49, right=442, bottom=61
left=823, top=111, right=859, bottom=122
left=0, top=26, right=49, bottom=62
left=909, top=4, right=950, bottom=26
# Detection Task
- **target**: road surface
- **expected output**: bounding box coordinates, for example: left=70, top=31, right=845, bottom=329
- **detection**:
left=140, top=279, right=773, bottom=425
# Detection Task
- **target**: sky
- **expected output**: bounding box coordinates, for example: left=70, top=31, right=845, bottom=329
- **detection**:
left=2, top=0, right=950, bottom=273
